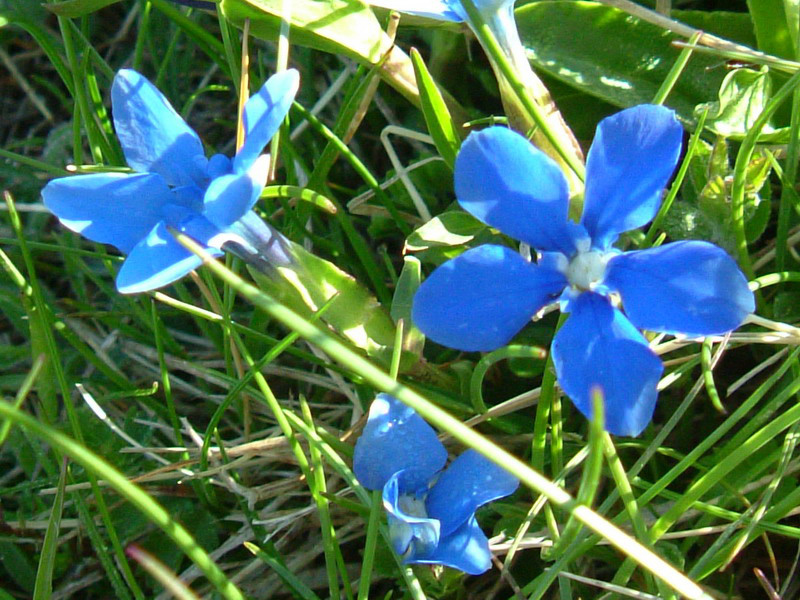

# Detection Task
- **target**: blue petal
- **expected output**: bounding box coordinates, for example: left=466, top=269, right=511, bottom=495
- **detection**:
left=551, top=292, right=663, bottom=437
left=413, top=244, right=567, bottom=351
left=581, top=105, right=683, bottom=249
left=382, top=472, right=440, bottom=558
left=455, top=126, right=587, bottom=255
left=116, top=221, right=221, bottom=294
left=605, top=241, right=755, bottom=336
left=233, top=70, right=299, bottom=174
left=413, top=516, right=493, bottom=575
left=42, top=172, right=177, bottom=254
left=426, top=449, right=518, bottom=537
left=353, top=394, right=447, bottom=493
left=207, top=153, right=232, bottom=179
left=367, top=0, right=464, bottom=21
left=203, top=156, right=269, bottom=229
left=112, top=69, right=207, bottom=188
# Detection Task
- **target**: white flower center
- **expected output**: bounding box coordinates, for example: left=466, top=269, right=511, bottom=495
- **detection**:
left=566, top=249, right=611, bottom=291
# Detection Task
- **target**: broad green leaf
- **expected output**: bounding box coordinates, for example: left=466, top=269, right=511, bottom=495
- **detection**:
left=45, top=0, right=122, bottom=17
left=221, top=0, right=420, bottom=104
left=517, top=1, right=729, bottom=121
left=748, top=0, right=797, bottom=59
left=250, top=238, right=396, bottom=359
left=676, top=10, right=757, bottom=47
left=411, top=48, right=461, bottom=170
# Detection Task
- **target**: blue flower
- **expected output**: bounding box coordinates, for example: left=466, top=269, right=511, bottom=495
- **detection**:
left=412, top=105, right=755, bottom=437
left=353, top=394, right=519, bottom=575
left=43, top=68, right=298, bottom=294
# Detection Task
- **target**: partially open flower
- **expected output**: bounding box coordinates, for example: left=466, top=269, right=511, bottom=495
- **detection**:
left=353, top=394, right=519, bottom=574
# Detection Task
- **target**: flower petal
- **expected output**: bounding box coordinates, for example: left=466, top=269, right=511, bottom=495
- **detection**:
left=42, top=172, right=176, bottom=254
left=581, top=105, right=683, bottom=249
left=116, top=221, right=221, bottom=294
left=551, top=292, right=663, bottom=436
left=367, top=0, right=464, bottom=21
left=203, top=154, right=269, bottom=228
left=233, top=69, right=299, bottom=174
left=426, top=449, right=518, bottom=537
left=455, top=126, right=587, bottom=255
left=413, top=516, right=492, bottom=575
left=353, top=394, right=447, bottom=493
left=605, top=241, right=754, bottom=336
left=383, top=472, right=440, bottom=558
left=112, top=69, right=207, bottom=188
left=413, top=244, right=567, bottom=351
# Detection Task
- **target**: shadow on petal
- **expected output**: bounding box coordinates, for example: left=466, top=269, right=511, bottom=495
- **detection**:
left=112, top=69, right=207, bottom=188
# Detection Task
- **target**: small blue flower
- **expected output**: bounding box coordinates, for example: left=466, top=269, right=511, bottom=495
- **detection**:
left=412, top=105, right=755, bottom=437
left=353, top=394, right=519, bottom=575
left=43, top=68, right=298, bottom=293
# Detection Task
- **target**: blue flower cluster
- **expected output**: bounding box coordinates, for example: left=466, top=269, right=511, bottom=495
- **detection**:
left=413, top=105, right=755, bottom=436
left=43, top=68, right=298, bottom=293
left=353, top=394, right=518, bottom=574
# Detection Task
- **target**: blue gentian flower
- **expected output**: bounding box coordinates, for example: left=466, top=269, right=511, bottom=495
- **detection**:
left=353, top=394, right=519, bottom=574
left=43, top=68, right=298, bottom=293
left=412, top=105, right=755, bottom=437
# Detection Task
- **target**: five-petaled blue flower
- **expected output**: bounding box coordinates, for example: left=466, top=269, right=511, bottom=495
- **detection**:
left=412, top=105, right=755, bottom=437
left=43, top=68, right=298, bottom=293
left=353, top=393, right=519, bottom=574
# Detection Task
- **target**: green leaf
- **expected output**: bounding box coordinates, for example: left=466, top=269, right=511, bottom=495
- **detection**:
left=33, top=459, right=68, bottom=600
left=220, top=0, right=428, bottom=108
left=250, top=239, right=396, bottom=359
left=410, top=48, right=461, bottom=170
left=45, top=0, right=122, bottom=17
left=676, top=10, right=757, bottom=47
left=390, top=256, right=425, bottom=356
left=748, top=0, right=797, bottom=59
left=517, top=1, right=729, bottom=122
left=221, top=0, right=390, bottom=66
left=405, top=211, right=486, bottom=252
left=697, top=67, right=782, bottom=139
left=0, top=541, right=36, bottom=593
